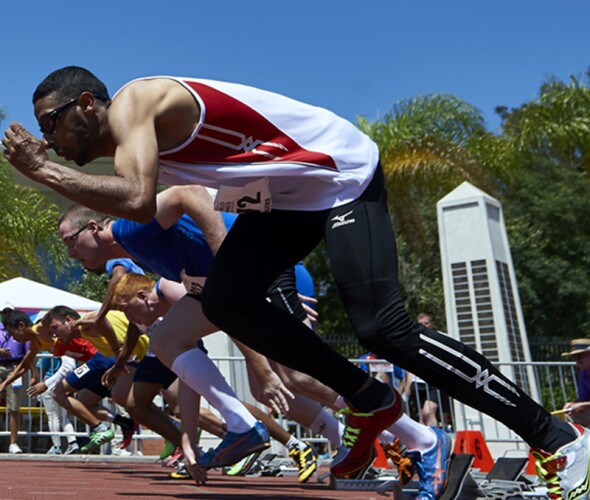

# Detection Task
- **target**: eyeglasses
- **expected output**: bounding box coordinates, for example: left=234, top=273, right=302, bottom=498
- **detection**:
left=62, top=224, right=89, bottom=248
left=38, top=96, right=79, bottom=135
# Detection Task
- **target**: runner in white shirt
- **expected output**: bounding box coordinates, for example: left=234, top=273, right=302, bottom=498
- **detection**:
left=4, top=66, right=589, bottom=498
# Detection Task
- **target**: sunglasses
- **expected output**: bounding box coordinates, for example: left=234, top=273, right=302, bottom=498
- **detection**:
left=62, top=223, right=90, bottom=248
left=38, top=96, right=79, bottom=135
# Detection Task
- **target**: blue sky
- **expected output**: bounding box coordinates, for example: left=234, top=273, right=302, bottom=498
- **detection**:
left=2, top=1, right=589, bottom=137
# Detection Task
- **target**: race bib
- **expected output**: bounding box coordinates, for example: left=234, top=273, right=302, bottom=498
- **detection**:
left=180, top=269, right=207, bottom=295
left=73, top=364, right=90, bottom=379
left=214, top=177, right=272, bottom=213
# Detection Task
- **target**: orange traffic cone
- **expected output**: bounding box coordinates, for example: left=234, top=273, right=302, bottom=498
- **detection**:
left=373, top=439, right=392, bottom=469
left=453, top=430, right=495, bottom=472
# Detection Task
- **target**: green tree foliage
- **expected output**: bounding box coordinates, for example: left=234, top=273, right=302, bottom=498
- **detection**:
left=498, top=73, right=590, bottom=174
left=358, top=94, right=507, bottom=254
left=498, top=72, right=590, bottom=339
left=313, top=75, right=590, bottom=349
left=312, top=94, right=497, bottom=336
left=504, top=159, right=590, bottom=338
left=68, top=268, right=110, bottom=302
left=0, top=157, right=70, bottom=283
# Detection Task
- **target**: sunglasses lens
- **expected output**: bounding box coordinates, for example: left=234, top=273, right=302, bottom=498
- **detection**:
left=39, top=116, right=55, bottom=134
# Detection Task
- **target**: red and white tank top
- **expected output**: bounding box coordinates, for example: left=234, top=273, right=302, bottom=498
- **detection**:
left=117, top=77, right=380, bottom=211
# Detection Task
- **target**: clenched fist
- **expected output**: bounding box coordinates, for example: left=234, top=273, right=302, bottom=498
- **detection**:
left=2, top=123, right=49, bottom=180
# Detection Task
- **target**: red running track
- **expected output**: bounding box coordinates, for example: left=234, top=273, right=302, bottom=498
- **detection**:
left=0, top=457, right=387, bottom=499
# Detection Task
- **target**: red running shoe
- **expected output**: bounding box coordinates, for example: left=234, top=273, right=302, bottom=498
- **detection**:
left=331, top=388, right=402, bottom=479
left=120, top=421, right=140, bottom=449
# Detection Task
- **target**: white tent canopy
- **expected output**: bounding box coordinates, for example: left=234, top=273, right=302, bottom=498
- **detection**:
left=0, top=277, right=100, bottom=312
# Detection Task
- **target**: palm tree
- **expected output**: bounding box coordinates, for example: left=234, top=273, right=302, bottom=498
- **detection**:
left=307, top=94, right=512, bottom=334
left=498, top=73, right=590, bottom=174
left=0, top=157, right=69, bottom=283
left=358, top=94, right=511, bottom=256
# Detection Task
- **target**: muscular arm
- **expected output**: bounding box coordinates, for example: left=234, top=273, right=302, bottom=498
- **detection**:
left=95, top=265, right=129, bottom=324
left=3, top=126, right=158, bottom=222
left=101, top=322, right=143, bottom=386
left=178, top=380, right=207, bottom=485
left=4, top=85, right=168, bottom=222
left=155, top=186, right=227, bottom=255
left=114, top=322, right=142, bottom=366
left=0, top=345, right=39, bottom=391
left=158, top=278, right=190, bottom=303
left=233, top=339, right=294, bottom=414
left=43, top=356, right=76, bottom=392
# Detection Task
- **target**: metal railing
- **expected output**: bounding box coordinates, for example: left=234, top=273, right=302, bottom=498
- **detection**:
left=0, top=353, right=162, bottom=455
left=0, top=353, right=580, bottom=456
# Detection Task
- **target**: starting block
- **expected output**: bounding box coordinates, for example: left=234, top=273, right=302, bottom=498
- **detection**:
left=329, top=453, right=548, bottom=499
left=331, top=468, right=401, bottom=494
left=224, top=452, right=296, bottom=478
left=439, top=453, right=481, bottom=499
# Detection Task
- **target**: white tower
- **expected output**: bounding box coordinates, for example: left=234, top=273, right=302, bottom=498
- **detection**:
left=437, top=181, right=538, bottom=452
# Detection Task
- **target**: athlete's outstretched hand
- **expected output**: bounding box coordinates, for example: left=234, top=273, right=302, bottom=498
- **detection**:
left=181, top=434, right=208, bottom=485
left=257, top=370, right=294, bottom=415
left=298, top=294, right=318, bottom=324
left=101, top=364, right=128, bottom=387
left=2, top=123, right=49, bottom=181
left=27, top=381, right=48, bottom=398
left=186, top=461, right=208, bottom=486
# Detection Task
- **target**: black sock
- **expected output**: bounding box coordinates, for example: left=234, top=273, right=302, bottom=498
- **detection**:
left=346, top=378, right=395, bottom=412
left=113, top=415, right=134, bottom=430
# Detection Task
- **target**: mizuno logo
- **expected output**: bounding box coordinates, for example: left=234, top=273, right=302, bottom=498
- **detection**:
left=331, top=210, right=356, bottom=229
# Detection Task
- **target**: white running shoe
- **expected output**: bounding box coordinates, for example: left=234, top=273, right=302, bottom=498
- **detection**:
left=111, top=446, right=132, bottom=457
left=65, top=442, right=80, bottom=455
left=531, top=423, right=590, bottom=499
left=46, top=444, right=62, bottom=455
left=8, top=443, right=22, bottom=454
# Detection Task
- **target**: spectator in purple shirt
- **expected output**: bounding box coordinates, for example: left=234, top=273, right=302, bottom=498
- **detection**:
left=0, top=307, right=29, bottom=453
left=563, top=339, right=590, bottom=427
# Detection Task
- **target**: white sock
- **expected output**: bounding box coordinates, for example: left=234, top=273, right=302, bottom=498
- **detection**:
left=171, top=348, right=257, bottom=434
left=334, top=395, right=346, bottom=410
left=378, top=429, right=396, bottom=444
left=310, top=408, right=344, bottom=447
left=387, top=414, right=436, bottom=452
left=94, top=422, right=109, bottom=432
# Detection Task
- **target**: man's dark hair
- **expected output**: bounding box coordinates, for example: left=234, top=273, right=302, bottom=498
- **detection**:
left=3, top=310, right=33, bottom=329
left=43, top=305, right=81, bottom=324
left=33, top=66, right=110, bottom=104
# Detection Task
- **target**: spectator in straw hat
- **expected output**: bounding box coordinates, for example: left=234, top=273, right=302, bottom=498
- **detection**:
left=563, top=339, right=590, bottom=427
